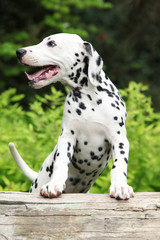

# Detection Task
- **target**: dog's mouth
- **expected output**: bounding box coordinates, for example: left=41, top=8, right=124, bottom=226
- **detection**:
left=24, top=65, right=61, bottom=83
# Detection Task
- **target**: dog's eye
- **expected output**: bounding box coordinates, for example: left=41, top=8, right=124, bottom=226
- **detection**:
left=47, top=41, right=56, bottom=47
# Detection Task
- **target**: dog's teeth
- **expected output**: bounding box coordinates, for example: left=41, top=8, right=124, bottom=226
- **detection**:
left=46, top=73, right=51, bottom=78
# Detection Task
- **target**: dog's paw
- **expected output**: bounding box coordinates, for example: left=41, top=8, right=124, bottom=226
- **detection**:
left=40, top=183, right=66, bottom=198
left=109, top=183, right=134, bottom=200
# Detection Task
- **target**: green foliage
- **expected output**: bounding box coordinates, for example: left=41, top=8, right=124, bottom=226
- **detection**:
left=0, top=0, right=160, bottom=109
left=0, top=87, right=65, bottom=191
left=0, top=82, right=160, bottom=193
left=41, top=0, right=113, bottom=37
left=122, top=82, right=160, bottom=192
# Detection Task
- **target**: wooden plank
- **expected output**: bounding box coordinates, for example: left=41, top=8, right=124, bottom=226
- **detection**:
left=0, top=192, right=160, bottom=240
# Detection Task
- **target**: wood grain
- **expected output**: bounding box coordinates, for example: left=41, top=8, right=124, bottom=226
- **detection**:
left=0, top=192, right=160, bottom=240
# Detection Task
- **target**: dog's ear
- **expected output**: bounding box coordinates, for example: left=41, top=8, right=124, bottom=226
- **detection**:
left=83, top=42, right=103, bottom=86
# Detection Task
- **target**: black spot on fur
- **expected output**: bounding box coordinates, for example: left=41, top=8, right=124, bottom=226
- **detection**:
left=76, top=109, right=82, bottom=115
left=87, top=94, right=92, bottom=101
left=92, top=73, right=95, bottom=79
left=34, top=178, right=38, bottom=189
left=78, top=159, right=83, bottom=164
left=83, top=57, right=89, bottom=75
left=90, top=151, right=99, bottom=161
left=84, top=42, right=92, bottom=56
left=98, top=147, right=103, bottom=151
left=115, top=94, right=120, bottom=100
left=121, top=101, right=125, bottom=107
left=80, top=169, right=85, bottom=174
left=71, top=158, right=82, bottom=171
left=96, top=74, right=102, bottom=83
left=97, top=99, right=102, bottom=105
left=110, top=84, right=115, bottom=92
left=124, top=158, right=128, bottom=164
left=80, top=77, right=88, bottom=87
left=71, top=130, right=75, bottom=135
left=74, top=68, right=82, bottom=83
left=81, top=181, right=86, bottom=186
left=119, top=143, right=124, bottom=149
left=67, top=142, right=71, bottom=151
left=71, top=178, right=81, bottom=186
left=46, top=161, right=54, bottom=178
left=96, top=56, right=102, bottom=66
left=79, top=102, right=86, bottom=110
left=120, top=151, right=125, bottom=155
left=111, top=103, right=115, bottom=108
left=105, top=74, right=109, bottom=80
left=119, top=117, right=124, bottom=127
left=67, top=152, right=72, bottom=161
left=72, top=88, right=82, bottom=102
left=112, top=165, right=116, bottom=169
left=87, top=180, right=92, bottom=186
left=53, top=150, right=57, bottom=161
left=96, top=85, right=114, bottom=98
left=86, top=172, right=92, bottom=176
left=73, top=62, right=78, bottom=67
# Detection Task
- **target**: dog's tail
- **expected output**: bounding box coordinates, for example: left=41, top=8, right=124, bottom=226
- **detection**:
left=9, top=142, right=38, bottom=182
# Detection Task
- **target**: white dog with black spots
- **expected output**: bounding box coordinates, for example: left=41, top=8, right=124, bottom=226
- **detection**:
left=9, top=33, right=134, bottom=200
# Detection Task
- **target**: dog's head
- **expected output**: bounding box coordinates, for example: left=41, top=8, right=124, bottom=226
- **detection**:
left=16, top=33, right=103, bottom=89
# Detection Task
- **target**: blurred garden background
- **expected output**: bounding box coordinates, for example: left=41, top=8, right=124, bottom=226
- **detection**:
left=0, top=0, right=160, bottom=193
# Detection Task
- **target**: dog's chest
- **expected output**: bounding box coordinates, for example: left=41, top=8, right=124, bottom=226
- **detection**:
left=65, top=123, right=112, bottom=193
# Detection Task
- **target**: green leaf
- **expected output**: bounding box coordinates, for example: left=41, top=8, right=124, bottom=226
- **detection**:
left=11, top=94, right=25, bottom=102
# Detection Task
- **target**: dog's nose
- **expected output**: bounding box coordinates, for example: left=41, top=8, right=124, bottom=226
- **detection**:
left=16, top=49, right=27, bottom=60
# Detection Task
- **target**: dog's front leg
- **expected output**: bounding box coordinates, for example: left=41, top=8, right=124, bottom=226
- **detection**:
left=40, top=134, right=75, bottom=198
left=109, top=136, right=135, bottom=200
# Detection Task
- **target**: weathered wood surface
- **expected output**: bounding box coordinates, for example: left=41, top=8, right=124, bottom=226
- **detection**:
left=0, top=192, right=160, bottom=240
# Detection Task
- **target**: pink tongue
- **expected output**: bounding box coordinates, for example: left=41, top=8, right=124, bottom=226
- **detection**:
left=25, top=66, right=60, bottom=81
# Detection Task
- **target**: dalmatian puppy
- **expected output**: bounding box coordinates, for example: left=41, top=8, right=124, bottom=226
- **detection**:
left=9, top=33, right=134, bottom=199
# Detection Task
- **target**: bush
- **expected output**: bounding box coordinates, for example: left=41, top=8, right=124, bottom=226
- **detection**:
left=0, top=87, right=64, bottom=191
left=0, top=82, right=160, bottom=193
